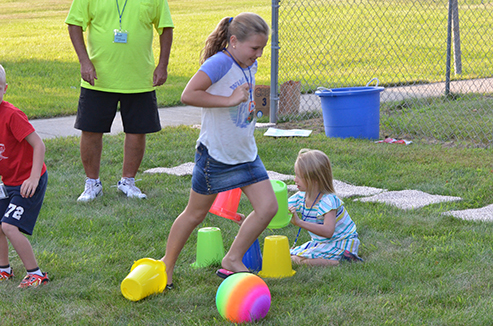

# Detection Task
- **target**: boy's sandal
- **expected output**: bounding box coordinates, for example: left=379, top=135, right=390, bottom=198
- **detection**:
left=166, top=283, right=174, bottom=290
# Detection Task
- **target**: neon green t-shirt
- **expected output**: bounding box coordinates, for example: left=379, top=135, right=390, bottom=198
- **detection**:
left=66, top=0, right=174, bottom=93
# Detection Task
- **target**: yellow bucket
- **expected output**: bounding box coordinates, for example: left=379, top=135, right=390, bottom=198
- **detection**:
left=121, top=258, right=167, bottom=301
left=258, top=235, right=296, bottom=278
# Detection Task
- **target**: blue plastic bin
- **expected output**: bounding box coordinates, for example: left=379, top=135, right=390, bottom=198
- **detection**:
left=315, top=80, right=384, bottom=139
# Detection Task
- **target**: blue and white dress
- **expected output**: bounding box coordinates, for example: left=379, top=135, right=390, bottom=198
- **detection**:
left=289, top=192, right=361, bottom=260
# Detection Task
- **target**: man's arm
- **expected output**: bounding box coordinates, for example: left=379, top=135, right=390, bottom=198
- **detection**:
left=153, top=27, right=173, bottom=87
left=68, top=24, right=97, bottom=86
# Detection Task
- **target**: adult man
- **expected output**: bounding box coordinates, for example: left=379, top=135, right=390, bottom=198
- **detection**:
left=66, top=0, right=173, bottom=201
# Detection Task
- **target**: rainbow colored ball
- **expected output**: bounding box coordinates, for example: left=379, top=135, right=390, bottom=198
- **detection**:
left=216, top=273, right=271, bottom=323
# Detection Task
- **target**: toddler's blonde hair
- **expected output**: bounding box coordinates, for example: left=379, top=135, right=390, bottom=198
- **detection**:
left=295, top=148, right=335, bottom=194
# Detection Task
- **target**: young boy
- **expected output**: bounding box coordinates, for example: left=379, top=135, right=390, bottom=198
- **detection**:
left=0, top=64, right=49, bottom=288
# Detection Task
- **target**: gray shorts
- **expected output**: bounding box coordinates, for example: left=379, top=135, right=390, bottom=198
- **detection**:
left=74, top=88, right=162, bottom=134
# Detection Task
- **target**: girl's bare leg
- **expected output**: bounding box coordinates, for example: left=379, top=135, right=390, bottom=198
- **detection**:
left=221, top=180, right=277, bottom=273
left=161, top=190, right=216, bottom=285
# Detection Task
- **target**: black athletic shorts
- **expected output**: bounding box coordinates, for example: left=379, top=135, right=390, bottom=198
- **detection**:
left=74, top=88, right=162, bottom=134
left=0, top=172, right=48, bottom=236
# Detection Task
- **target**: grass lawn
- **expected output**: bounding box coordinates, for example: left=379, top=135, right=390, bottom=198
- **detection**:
left=2, top=0, right=493, bottom=324
left=278, top=0, right=493, bottom=90
left=3, top=0, right=492, bottom=121
left=1, top=126, right=492, bottom=325
left=0, top=0, right=271, bottom=119
left=381, top=94, right=493, bottom=146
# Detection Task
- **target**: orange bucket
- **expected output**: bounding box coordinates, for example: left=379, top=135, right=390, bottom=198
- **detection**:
left=209, top=188, right=242, bottom=221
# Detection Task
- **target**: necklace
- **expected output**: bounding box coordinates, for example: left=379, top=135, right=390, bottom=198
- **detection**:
left=113, top=0, right=129, bottom=44
left=223, top=48, right=256, bottom=123
left=291, top=192, right=321, bottom=249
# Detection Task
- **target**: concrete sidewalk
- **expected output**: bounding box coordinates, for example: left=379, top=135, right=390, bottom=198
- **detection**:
left=31, top=105, right=202, bottom=139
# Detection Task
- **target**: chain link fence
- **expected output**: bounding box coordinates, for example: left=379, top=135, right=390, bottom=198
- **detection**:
left=270, top=0, right=493, bottom=147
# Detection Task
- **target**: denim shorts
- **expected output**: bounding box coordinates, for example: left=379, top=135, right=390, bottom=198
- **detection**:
left=0, top=171, right=48, bottom=235
left=192, top=143, right=269, bottom=195
left=75, top=88, right=161, bottom=134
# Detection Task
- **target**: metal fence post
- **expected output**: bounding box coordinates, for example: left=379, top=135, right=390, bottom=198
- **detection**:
left=451, top=0, right=462, bottom=75
left=445, top=0, right=453, bottom=96
left=270, top=0, right=280, bottom=123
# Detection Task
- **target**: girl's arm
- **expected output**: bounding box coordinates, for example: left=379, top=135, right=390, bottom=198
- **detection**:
left=20, top=131, right=45, bottom=198
left=181, top=71, right=249, bottom=108
left=291, top=209, right=336, bottom=239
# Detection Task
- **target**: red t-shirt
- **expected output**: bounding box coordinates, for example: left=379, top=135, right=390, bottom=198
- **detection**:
left=0, top=101, right=47, bottom=186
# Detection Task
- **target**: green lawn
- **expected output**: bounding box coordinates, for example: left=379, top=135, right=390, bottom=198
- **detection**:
left=0, top=0, right=271, bottom=118
left=1, top=126, right=493, bottom=325
left=278, top=0, right=493, bottom=90
left=3, top=0, right=492, bottom=120
left=1, top=2, right=493, bottom=323
left=381, top=94, right=493, bottom=145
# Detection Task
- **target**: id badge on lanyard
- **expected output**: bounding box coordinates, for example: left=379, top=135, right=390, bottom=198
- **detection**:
left=114, top=0, right=128, bottom=44
left=223, top=48, right=257, bottom=124
left=246, top=100, right=256, bottom=124
left=114, top=29, right=128, bottom=43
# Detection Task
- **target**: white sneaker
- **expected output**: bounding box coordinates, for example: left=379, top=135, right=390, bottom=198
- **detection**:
left=117, top=178, right=147, bottom=199
left=77, top=178, right=103, bottom=202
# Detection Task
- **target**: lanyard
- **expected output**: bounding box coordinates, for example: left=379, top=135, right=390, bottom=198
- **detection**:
left=292, top=192, right=321, bottom=249
left=224, top=48, right=253, bottom=103
left=116, top=0, right=128, bottom=31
